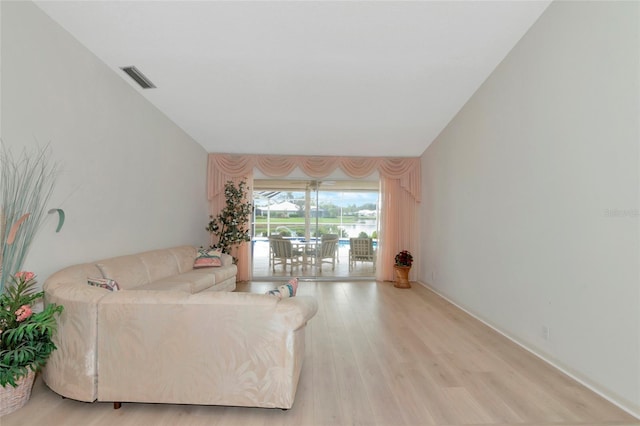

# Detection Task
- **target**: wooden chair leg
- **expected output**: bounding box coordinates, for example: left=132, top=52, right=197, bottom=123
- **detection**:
left=114, top=402, right=122, bottom=409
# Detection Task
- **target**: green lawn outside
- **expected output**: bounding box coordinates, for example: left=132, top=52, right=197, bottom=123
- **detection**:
left=254, top=216, right=358, bottom=224
left=253, top=216, right=377, bottom=238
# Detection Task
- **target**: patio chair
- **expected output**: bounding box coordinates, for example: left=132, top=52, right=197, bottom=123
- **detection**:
left=270, top=237, right=303, bottom=275
left=313, top=237, right=339, bottom=272
left=268, top=234, right=284, bottom=268
left=321, top=233, right=340, bottom=263
left=349, top=237, right=376, bottom=272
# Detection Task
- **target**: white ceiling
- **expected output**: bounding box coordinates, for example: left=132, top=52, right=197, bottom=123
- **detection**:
left=35, top=1, right=551, bottom=157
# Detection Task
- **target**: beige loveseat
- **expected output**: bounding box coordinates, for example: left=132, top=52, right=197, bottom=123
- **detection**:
left=42, top=246, right=318, bottom=409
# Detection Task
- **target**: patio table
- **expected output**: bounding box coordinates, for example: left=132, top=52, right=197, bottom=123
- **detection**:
left=292, top=241, right=316, bottom=270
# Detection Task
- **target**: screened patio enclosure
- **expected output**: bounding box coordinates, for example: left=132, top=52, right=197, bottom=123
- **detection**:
left=251, top=178, right=380, bottom=280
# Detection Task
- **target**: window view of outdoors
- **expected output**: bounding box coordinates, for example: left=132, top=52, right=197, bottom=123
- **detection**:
left=251, top=180, right=379, bottom=279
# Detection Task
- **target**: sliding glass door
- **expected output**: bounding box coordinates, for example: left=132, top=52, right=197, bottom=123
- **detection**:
left=252, top=179, right=379, bottom=280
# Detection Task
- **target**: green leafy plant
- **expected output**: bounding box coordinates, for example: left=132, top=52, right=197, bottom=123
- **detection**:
left=0, top=272, right=63, bottom=387
left=206, top=180, right=253, bottom=261
left=394, top=250, right=413, bottom=267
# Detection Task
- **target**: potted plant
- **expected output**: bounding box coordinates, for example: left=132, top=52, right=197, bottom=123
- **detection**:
left=0, top=271, right=63, bottom=416
left=393, top=250, right=413, bottom=289
left=0, top=144, right=65, bottom=415
left=206, top=179, right=253, bottom=263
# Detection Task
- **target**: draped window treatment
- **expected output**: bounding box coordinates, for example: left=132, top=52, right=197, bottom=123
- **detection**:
left=208, top=154, right=421, bottom=282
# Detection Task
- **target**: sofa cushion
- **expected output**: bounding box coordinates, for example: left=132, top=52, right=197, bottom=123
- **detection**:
left=137, top=250, right=181, bottom=283
left=133, top=280, right=194, bottom=293
left=97, top=256, right=149, bottom=290
left=167, top=246, right=198, bottom=273
left=191, top=264, right=237, bottom=286
left=153, top=271, right=215, bottom=293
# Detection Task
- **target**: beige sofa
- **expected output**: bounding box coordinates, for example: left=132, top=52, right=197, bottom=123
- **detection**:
left=42, top=246, right=318, bottom=409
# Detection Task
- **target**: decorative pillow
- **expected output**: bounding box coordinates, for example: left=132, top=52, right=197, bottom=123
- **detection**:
left=266, top=277, right=299, bottom=298
left=194, top=248, right=222, bottom=268
left=266, top=288, right=281, bottom=297
left=87, top=277, right=120, bottom=291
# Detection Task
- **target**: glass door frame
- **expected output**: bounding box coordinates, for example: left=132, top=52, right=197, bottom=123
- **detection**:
left=251, top=178, right=379, bottom=281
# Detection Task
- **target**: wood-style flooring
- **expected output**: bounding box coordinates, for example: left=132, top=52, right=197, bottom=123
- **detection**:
left=2, top=281, right=638, bottom=426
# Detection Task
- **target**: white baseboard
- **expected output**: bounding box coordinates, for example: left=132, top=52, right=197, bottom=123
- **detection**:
left=415, top=280, right=640, bottom=421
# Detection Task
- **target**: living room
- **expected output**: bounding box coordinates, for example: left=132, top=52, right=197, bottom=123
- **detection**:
left=1, top=1, right=638, bottom=424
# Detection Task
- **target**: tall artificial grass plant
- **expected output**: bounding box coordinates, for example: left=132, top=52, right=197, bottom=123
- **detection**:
left=0, top=143, right=58, bottom=293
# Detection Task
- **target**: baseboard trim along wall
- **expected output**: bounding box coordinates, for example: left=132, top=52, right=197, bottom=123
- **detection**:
left=415, top=280, right=640, bottom=421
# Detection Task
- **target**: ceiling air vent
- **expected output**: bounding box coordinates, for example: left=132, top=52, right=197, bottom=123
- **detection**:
left=120, top=66, right=156, bottom=89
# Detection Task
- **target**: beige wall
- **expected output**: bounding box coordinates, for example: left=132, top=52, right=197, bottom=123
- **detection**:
left=1, top=1, right=210, bottom=283
left=421, top=0, right=639, bottom=416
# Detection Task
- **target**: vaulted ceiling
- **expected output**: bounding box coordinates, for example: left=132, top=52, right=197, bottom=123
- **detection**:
left=35, top=1, right=551, bottom=157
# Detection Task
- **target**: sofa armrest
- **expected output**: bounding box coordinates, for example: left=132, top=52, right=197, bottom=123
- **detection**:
left=42, top=281, right=110, bottom=402
left=275, top=296, right=319, bottom=331
left=220, top=252, right=234, bottom=267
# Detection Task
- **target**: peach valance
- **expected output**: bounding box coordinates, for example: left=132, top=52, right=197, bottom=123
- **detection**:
left=208, top=154, right=421, bottom=201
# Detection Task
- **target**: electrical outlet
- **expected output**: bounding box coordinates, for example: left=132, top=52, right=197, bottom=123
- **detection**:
left=542, top=325, right=550, bottom=340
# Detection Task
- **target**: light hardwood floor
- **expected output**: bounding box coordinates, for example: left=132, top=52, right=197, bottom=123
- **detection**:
left=3, top=281, right=638, bottom=426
